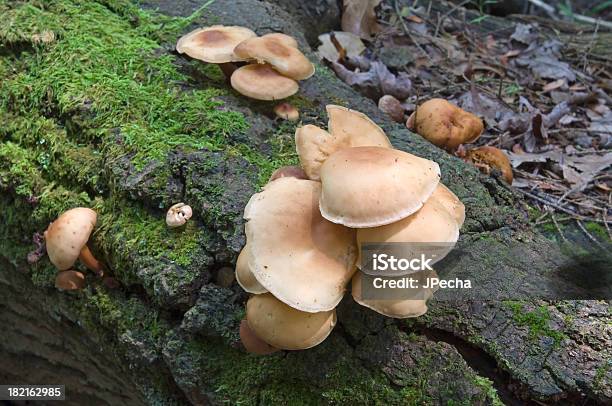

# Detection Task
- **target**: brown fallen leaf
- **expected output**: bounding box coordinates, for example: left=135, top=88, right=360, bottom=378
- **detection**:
left=542, top=79, right=566, bottom=93
left=317, top=31, right=366, bottom=63
left=331, top=60, right=411, bottom=100
left=341, top=0, right=382, bottom=39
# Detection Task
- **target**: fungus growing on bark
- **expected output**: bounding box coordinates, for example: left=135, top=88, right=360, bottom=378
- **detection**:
left=230, top=64, right=299, bottom=100
left=430, top=184, right=465, bottom=226
left=235, top=245, right=267, bottom=294
left=45, top=208, right=104, bottom=276
left=319, top=146, right=441, bottom=228
left=268, top=165, right=307, bottom=183
left=166, top=203, right=193, bottom=228
left=378, top=95, right=405, bottom=123
left=239, top=319, right=279, bottom=355
left=407, top=98, right=483, bottom=151
left=273, top=102, right=299, bottom=121
left=54, top=270, right=86, bottom=291
left=465, top=146, right=514, bottom=183
left=246, top=293, right=336, bottom=350
left=244, top=177, right=356, bottom=312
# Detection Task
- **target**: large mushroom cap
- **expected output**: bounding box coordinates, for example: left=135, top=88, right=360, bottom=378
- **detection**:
left=239, top=319, right=279, bottom=355
left=55, top=270, right=86, bottom=291
left=268, top=165, right=308, bottom=183
left=233, top=34, right=315, bottom=80
left=246, top=294, right=336, bottom=350
left=176, top=25, right=256, bottom=63
left=351, top=271, right=433, bottom=318
left=295, top=106, right=392, bottom=181
left=430, top=184, right=465, bottom=226
left=263, top=33, right=299, bottom=48
left=319, top=146, right=441, bottom=228
left=356, top=193, right=460, bottom=266
left=244, top=177, right=357, bottom=312
left=466, top=146, right=513, bottom=184
left=408, top=99, right=483, bottom=151
left=235, top=245, right=267, bottom=294
left=230, top=64, right=299, bottom=100
left=45, top=208, right=97, bottom=271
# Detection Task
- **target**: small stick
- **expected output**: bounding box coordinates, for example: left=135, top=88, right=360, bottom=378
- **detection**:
left=551, top=214, right=568, bottom=243
left=576, top=220, right=605, bottom=248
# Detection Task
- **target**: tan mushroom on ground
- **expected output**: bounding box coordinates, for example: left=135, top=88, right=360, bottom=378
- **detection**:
left=273, top=102, right=299, bottom=121
left=295, top=105, right=392, bottom=180
left=246, top=293, right=336, bottom=350
left=234, top=33, right=314, bottom=80
left=407, top=99, right=483, bottom=151
left=230, top=64, right=299, bottom=100
left=45, top=208, right=104, bottom=276
left=55, top=270, right=86, bottom=291
left=378, top=95, right=405, bottom=123
left=465, top=146, right=514, bottom=184
left=244, top=177, right=357, bottom=312
left=166, top=203, right=193, bottom=228
left=319, top=146, right=441, bottom=228
left=235, top=245, right=267, bottom=294
left=239, top=319, right=279, bottom=355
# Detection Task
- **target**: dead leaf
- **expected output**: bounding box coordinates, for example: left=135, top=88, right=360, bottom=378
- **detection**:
left=560, top=153, right=612, bottom=189
left=318, top=31, right=366, bottom=62
left=543, top=79, right=566, bottom=92
left=510, top=23, right=539, bottom=45
left=331, top=61, right=411, bottom=100
left=342, top=0, right=382, bottom=39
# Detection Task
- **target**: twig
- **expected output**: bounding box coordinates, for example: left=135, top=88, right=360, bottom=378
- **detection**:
left=576, top=220, right=606, bottom=247
left=434, top=0, right=470, bottom=37
left=572, top=14, right=612, bottom=30
left=551, top=213, right=568, bottom=242
left=394, top=0, right=430, bottom=60
left=525, top=0, right=556, bottom=18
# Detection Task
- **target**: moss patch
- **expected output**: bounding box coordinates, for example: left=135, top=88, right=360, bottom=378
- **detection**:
left=504, top=301, right=567, bottom=346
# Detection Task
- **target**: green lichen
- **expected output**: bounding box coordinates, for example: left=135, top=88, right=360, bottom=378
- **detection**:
left=504, top=301, right=567, bottom=346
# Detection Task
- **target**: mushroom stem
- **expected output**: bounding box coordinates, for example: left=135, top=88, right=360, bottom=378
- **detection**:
left=79, top=245, right=104, bottom=277
left=219, top=62, right=237, bottom=81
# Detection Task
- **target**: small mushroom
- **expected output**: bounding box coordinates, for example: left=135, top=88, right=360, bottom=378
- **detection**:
left=244, top=177, right=356, bottom=312
left=45, top=208, right=104, bottom=276
left=319, top=146, right=441, bottom=228
left=235, top=244, right=267, bottom=294
left=268, top=165, right=308, bottom=183
left=273, top=102, right=299, bottom=121
left=234, top=33, right=315, bottom=80
left=230, top=64, right=299, bottom=100
left=166, top=203, right=193, bottom=228
left=378, top=95, right=405, bottom=123
left=55, top=270, right=86, bottom=291
left=407, top=99, right=483, bottom=151
left=239, top=319, right=279, bottom=355
left=465, top=146, right=513, bottom=183
left=246, top=293, right=337, bottom=350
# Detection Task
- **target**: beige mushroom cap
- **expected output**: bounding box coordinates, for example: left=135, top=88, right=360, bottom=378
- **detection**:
left=351, top=271, right=432, bottom=318
left=268, top=165, right=308, bottom=183
left=246, top=293, right=336, bottom=350
left=239, top=319, right=279, bottom=355
left=356, top=193, right=460, bottom=265
left=235, top=245, right=267, bottom=294
left=244, top=177, right=357, bottom=312
left=430, top=184, right=465, bottom=226
left=231, top=64, right=299, bottom=100
left=295, top=106, right=392, bottom=181
left=55, top=270, right=86, bottom=291
left=45, top=208, right=97, bottom=271
left=234, top=35, right=315, bottom=80
left=262, top=33, right=299, bottom=48
left=465, top=146, right=513, bottom=184
left=319, top=147, right=441, bottom=228
left=176, top=25, right=256, bottom=63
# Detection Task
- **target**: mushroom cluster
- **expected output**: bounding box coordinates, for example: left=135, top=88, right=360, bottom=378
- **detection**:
left=237, top=105, right=465, bottom=353
left=176, top=26, right=314, bottom=101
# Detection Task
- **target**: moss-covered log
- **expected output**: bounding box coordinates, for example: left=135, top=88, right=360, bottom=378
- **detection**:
left=0, top=0, right=609, bottom=405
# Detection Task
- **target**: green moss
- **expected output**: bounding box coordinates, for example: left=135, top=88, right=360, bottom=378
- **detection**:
left=503, top=301, right=567, bottom=346
left=472, top=376, right=504, bottom=406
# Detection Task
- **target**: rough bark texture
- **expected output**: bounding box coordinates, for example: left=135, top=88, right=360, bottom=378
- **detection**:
left=0, top=1, right=610, bottom=405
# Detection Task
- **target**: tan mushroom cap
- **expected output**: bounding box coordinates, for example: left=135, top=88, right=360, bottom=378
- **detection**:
left=295, top=106, right=392, bottom=181
left=45, top=208, right=97, bottom=271
left=246, top=294, right=336, bottom=350
left=351, top=271, right=434, bottom=318
left=430, top=184, right=465, bottom=226
left=262, top=33, right=299, bottom=48
left=356, top=193, right=460, bottom=265
left=244, top=177, right=357, bottom=312
left=234, top=35, right=315, bottom=80
left=176, top=25, right=256, bottom=63
left=231, top=64, right=299, bottom=100
left=408, top=99, right=483, bottom=151
left=239, top=319, right=279, bottom=355
left=235, top=245, right=267, bottom=294
left=466, top=146, right=513, bottom=184
left=319, top=147, right=441, bottom=228
left=55, top=270, right=86, bottom=291
left=268, top=165, right=308, bottom=183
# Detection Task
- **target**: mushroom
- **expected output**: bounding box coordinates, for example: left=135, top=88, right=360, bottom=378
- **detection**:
left=45, top=208, right=104, bottom=276
left=55, top=270, right=86, bottom=291
left=268, top=165, right=308, bottom=183
left=246, top=293, right=336, bottom=350
left=273, top=102, right=299, bottom=121
left=407, top=99, right=483, bottom=151
left=319, top=146, right=441, bottom=228
left=233, top=33, right=315, bottom=80
left=239, top=319, right=279, bottom=355
left=166, top=203, right=193, bottom=228
left=295, top=105, right=392, bottom=181
left=244, top=177, right=356, bottom=312
left=176, top=25, right=256, bottom=79
left=351, top=270, right=435, bottom=318
left=356, top=190, right=460, bottom=266
left=230, top=64, right=299, bottom=100
left=262, top=33, right=299, bottom=48
left=235, top=244, right=267, bottom=294
left=465, top=146, right=513, bottom=184
left=429, top=184, right=465, bottom=227
left=378, top=95, right=405, bottom=123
